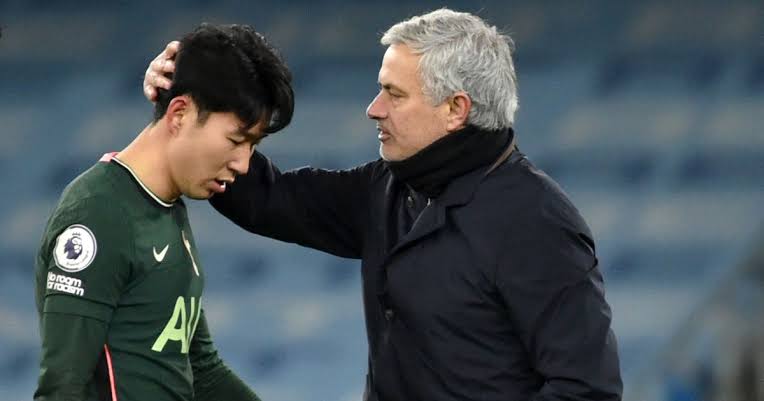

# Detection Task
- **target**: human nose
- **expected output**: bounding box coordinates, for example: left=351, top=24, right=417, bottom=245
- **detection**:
left=228, top=145, right=252, bottom=176
left=366, top=92, right=386, bottom=120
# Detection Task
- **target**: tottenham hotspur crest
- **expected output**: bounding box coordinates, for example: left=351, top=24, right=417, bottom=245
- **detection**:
left=54, top=224, right=97, bottom=272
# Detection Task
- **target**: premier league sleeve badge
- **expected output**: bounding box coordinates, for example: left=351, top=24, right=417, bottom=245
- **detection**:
left=53, top=224, right=97, bottom=273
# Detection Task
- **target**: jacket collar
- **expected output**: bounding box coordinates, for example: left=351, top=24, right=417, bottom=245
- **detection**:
left=436, top=133, right=520, bottom=208
left=387, top=137, right=522, bottom=254
left=385, top=126, right=512, bottom=199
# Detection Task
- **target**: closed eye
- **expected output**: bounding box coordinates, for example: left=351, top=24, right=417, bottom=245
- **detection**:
left=381, top=83, right=405, bottom=99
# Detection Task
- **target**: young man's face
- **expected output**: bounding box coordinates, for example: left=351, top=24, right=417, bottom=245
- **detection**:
left=167, top=103, right=266, bottom=200
left=366, top=44, right=451, bottom=161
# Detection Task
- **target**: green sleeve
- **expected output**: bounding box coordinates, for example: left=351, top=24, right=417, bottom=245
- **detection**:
left=190, top=309, right=262, bottom=401
left=35, top=196, right=133, bottom=400
left=34, top=307, right=109, bottom=401
left=39, top=197, right=133, bottom=318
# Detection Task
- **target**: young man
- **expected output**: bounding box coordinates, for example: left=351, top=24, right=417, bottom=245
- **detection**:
left=34, top=23, right=293, bottom=401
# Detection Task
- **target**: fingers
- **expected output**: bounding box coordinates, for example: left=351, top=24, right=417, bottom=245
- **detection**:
left=150, top=70, right=173, bottom=89
left=144, top=84, right=157, bottom=102
left=143, top=70, right=173, bottom=91
left=143, top=41, right=179, bottom=102
left=151, top=41, right=177, bottom=83
left=162, top=58, right=175, bottom=74
left=143, top=70, right=173, bottom=102
left=149, top=58, right=165, bottom=78
left=159, top=41, right=179, bottom=73
left=149, top=55, right=175, bottom=76
left=165, top=40, right=180, bottom=59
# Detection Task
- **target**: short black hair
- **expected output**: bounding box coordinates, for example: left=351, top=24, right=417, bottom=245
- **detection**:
left=153, top=23, right=294, bottom=134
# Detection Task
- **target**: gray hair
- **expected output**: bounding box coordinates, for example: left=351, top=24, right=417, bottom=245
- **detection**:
left=381, top=8, right=518, bottom=130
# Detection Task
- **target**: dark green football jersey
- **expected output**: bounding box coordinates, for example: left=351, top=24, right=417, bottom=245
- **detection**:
left=35, top=153, right=214, bottom=401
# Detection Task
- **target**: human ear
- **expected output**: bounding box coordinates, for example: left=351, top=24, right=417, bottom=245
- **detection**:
left=165, top=96, right=191, bottom=135
left=446, top=92, right=472, bottom=131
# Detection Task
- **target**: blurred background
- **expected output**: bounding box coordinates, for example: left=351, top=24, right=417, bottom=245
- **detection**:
left=0, top=0, right=762, bottom=400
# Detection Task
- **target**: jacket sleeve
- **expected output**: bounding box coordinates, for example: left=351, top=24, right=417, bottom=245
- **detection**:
left=496, top=215, right=622, bottom=401
left=191, top=309, right=262, bottom=401
left=209, top=151, right=378, bottom=259
left=34, top=306, right=110, bottom=401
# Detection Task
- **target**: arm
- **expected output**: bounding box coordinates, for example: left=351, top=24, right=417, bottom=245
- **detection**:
left=210, top=151, right=378, bottom=259
left=34, top=308, right=110, bottom=401
left=191, top=309, right=262, bottom=401
left=525, top=274, right=622, bottom=401
left=34, top=198, right=132, bottom=400
left=497, top=216, right=622, bottom=401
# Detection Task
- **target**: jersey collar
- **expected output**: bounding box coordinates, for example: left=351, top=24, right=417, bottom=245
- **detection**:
left=110, top=156, right=175, bottom=208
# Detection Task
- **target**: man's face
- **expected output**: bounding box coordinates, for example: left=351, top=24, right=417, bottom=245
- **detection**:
left=167, top=104, right=266, bottom=200
left=367, top=44, right=451, bottom=161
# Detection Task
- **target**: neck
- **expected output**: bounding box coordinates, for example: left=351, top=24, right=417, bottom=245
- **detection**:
left=117, top=122, right=179, bottom=202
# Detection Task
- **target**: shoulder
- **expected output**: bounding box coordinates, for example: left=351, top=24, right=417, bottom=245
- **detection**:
left=57, top=162, right=126, bottom=208
left=478, top=153, right=591, bottom=235
left=474, top=154, right=598, bottom=281
left=46, top=163, right=134, bottom=241
left=39, top=164, right=139, bottom=278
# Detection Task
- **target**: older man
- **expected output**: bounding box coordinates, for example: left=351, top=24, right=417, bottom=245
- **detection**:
left=145, top=8, right=622, bottom=401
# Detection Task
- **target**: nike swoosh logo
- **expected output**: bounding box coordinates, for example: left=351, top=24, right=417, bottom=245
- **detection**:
left=153, top=244, right=169, bottom=262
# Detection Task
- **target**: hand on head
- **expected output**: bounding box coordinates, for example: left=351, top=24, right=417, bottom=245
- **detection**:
left=144, top=41, right=180, bottom=102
